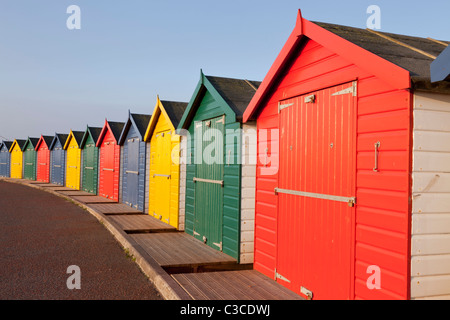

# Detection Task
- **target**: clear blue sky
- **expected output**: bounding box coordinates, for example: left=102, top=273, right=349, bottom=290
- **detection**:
left=0, top=0, right=448, bottom=141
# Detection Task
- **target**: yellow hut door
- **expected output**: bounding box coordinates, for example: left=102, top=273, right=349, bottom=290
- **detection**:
left=153, top=130, right=172, bottom=225
left=11, top=147, right=23, bottom=179
left=66, top=142, right=81, bottom=190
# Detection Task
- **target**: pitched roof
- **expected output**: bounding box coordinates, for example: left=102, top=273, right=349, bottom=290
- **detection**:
left=314, top=21, right=449, bottom=83
left=80, top=126, right=103, bottom=148
left=160, top=101, right=188, bottom=129
left=205, top=76, right=261, bottom=117
left=10, top=139, right=26, bottom=152
left=0, top=141, right=13, bottom=151
left=178, top=73, right=261, bottom=129
left=243, top=10, right=450, bottom=122
left=108, top=122, right=125, bottom=142
left=119, top=113, right=151, bottom=145
left=131, top=114, right=152, bottom=137
left=22, top=137, right=40, bottom=151
left=50, top=133, right=69, bottom=150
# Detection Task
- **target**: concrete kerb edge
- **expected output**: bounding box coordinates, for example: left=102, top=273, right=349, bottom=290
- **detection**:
left=0, top=178, right=191, bottom=300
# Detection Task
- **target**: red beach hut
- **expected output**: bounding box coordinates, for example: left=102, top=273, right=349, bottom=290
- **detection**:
left=96, top=119, right=125, bottom=201
left=243, top=10, right=450, bottom=300
left=35, top=135, right=54, bottom=183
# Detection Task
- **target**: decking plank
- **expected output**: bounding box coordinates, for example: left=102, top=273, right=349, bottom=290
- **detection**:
left=88, top=203, right=142, bottom=215
left=107, top=214, right=176, bottom=233
left=57, top=190, right=96, bottom=196
left=71, top=195, right=115, bottom=204
left=172, top=270, right=304, bottom=300
left=130, top=233, right=237, bottom=268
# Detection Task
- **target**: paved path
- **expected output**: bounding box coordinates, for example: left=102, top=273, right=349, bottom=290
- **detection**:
left=0, top=181, right=163, bottom=300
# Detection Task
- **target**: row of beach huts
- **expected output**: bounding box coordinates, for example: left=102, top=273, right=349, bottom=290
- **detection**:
left=1, top=11, right=450, bottom=300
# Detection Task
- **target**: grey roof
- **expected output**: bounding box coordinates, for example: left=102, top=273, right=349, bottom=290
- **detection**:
left=15, top=139, right=27, bottom=149
left=108, top=121, right=125, bottom=142
left=1, top=141, right=13, bottom=151
left=314, top=22, right=450, bottom=89
left=131, top=114, right=151, bottom=137
left=56, top=133, right=69, bottom=146
left=160, top=101, right=188, bottom=129
left=205, top=76, right=261, bottom=117
left=71, top=131, right=85, bottom=146
left=88, top=127, right=103, bottom=144
left=42, top=135, right=54, bottom=148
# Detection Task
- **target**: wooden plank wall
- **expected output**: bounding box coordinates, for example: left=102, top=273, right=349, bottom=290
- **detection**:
left=411, top=91, right=450, bottom=299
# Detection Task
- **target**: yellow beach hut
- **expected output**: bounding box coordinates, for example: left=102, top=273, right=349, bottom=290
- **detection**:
left=63, top=130, right=84, bottom=190
left=144, top=97, right=188, bottom=229
left=9, top=139, right=26, bottom=179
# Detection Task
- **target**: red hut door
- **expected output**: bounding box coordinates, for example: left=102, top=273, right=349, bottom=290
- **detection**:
left=100, top=138, right=117, bottom=200
left=37, top=146, right=50, bottom=183
left=276, top=82, right=356, bottom=300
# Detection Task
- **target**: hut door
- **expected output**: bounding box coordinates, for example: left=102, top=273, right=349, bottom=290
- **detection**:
left=66, top=145, right=80, bottom=189
left=276, top=83, right=356, bottom=300
left=101, top=141, right=115, bottom=199
left=0, top=149, right=8, bottom=177
left=125, top=137, right=140, bottom=208
left=83, top=144, right=96, bottom=193
left=153, top=130, right=172, bottom=223
left=24, top=148, right=34, bottom=180
left=37, top=147, right=49, bottom=182
left=52, top=147, right=62, bottom=185
left=193, top=116, right=224, bottom=251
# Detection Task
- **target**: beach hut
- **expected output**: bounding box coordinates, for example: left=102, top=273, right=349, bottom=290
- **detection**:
left=49, top=133, right=69, bottom=186
left=242, top=10, right=450, bottom=300
left=177, top=72, right=260, bottom=263
left=63, top=130, right=84, bottom=190
left=143, top=98, right=187, bottom=228
left=80, top=126, right=102, bottom=194
left=0, top=141, right=13, bottom=177
left=118, top=112, right=151, bottom=212
left=9, top=140, right=25, bottom=179
left=22, top=137, right=39, bottom=181
left=35, top=135, right=54, bottom=183
left=97, top=120, right=125, bottom=201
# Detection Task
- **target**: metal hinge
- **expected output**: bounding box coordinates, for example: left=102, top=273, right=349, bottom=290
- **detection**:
left=274, top=269, right=291, bottom=283
left=278, top=102, right=293, bottom=113
left=213, top=241, right=223, bottom=251
left=300, top=286, right=313, bottom=300
left=193, top=230, right=200, bottom=236
left=331, top=81, right=357, bottom=97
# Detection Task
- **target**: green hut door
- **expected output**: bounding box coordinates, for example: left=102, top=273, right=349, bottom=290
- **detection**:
left=24, top=147, right=35, bottom=180
left=193, top=115, right=224, bottom=252
left=83, top=141, right=97, bottom=194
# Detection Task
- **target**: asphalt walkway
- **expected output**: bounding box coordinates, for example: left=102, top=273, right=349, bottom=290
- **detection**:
left=0, top=180, right=163, bottom=300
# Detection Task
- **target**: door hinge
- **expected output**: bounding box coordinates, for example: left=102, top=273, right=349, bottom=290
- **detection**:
left=331, top=81, right=357, bottom=97
left=300, top=286, right=313, bottom=300
left=193, top=230, right=200, bottom=236
left=274, top=269, right=291, bottom=283
left=213, top=241, right=223, bottom=251
left=278, top=102, right=293, bottom=113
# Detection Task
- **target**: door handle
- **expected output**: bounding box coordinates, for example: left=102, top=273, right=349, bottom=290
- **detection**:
left=373, top=142, right=380, bottom=172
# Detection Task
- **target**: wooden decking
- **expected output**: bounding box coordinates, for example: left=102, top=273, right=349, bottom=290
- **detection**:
left=88, top=203, right=143, bottom=215
left=33, top=183, right=63, bottom=188
left=108, top=214, right=176, bottom=233
left=172, top=270, right=304, bottom=300
left=70, top=195, right=115, bottom=204
left=130, top=233, right=237, bottom=270
left=57, top=190, right=95, bottom=196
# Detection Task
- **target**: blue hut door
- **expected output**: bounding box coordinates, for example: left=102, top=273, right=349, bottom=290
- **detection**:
left=0, top=148, right=9, bottom=177
left=125, top=137, right=139, bottom=208
left=52, top=147, right=63, bottom=185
